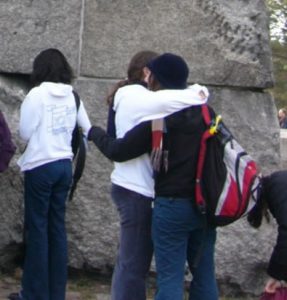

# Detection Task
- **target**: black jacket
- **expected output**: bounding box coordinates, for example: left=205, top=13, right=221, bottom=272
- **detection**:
left=89, top=105, right=212, bottom=198
left=264, top=170, right=287, bottom=281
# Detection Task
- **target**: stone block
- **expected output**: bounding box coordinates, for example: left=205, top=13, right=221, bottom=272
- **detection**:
left=0, top=0, right=82, bottom=74
left=81, top=0, right=273, bottom=88
left=209, top=87, right=280, bottom=173
left=216, top=218, right=276, bottom=296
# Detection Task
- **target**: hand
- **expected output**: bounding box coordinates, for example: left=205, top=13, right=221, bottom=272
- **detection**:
left=265, top=277, right=283, bottom=293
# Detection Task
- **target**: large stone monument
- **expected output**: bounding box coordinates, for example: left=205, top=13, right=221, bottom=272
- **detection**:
left=0, top=0, right=281, bottom=297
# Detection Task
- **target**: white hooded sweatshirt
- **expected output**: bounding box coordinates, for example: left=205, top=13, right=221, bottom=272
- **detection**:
left=18, top=82, right=91, bottom=171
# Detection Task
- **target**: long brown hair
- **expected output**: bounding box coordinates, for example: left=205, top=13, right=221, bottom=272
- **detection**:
left=148, top=73, right=163, bottom=91
left=106, top=50, right=158, bottom=105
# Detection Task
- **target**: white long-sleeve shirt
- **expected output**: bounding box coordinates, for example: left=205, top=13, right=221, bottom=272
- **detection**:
left=111, top=83, right=209, bottom=197
left=18, top=82, right=91, bottom=171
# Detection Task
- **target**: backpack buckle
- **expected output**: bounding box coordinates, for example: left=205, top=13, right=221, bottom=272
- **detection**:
left=209, top=115, right=222, bottom=135
left=197, top=204, right=207, bottom=215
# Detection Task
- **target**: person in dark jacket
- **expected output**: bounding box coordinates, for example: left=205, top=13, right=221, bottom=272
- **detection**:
left=248, top=170, right=287, bottom=294
left=88, top=54, right=218, bottom=300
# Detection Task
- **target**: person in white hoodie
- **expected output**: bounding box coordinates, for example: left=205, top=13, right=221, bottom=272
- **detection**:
left=14, top=48, right=91, bottom=300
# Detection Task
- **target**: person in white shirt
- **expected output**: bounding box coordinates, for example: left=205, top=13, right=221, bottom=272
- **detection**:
left=14, top=48, right=91, bottom=300
left=99, top=51, right=209, bottom=300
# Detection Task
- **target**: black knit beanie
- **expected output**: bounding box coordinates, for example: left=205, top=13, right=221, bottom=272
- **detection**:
left=147, top=53, right=189, bottom=89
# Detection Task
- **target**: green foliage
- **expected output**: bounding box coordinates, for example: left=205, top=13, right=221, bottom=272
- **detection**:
left=266, top=0, right=287, bottom=109
left=266, top=0, right=287, bottom=42
left=270, top=40, right=287, bottom=109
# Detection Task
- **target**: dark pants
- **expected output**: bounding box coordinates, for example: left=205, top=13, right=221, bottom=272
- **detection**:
left=111, top=184, right=153, bottom=300
left=21, top=160, right=72, bottom=300
left=152, top=197, right=218, bottom=300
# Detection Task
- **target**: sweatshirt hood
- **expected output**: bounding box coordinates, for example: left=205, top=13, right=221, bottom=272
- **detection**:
left=40, top=82, right=73, bottom=97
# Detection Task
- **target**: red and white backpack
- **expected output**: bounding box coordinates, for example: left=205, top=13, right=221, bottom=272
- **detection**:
left=195, top=105, right=262, bottom=227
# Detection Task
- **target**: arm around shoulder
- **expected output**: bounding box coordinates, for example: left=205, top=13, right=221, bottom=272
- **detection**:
left=88, top=122, right=151, bottom=162
left=137, top=84, right=210, bottom=123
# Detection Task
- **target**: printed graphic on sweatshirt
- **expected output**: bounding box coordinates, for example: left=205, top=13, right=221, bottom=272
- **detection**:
left=46, top=104, right=76, bottom=135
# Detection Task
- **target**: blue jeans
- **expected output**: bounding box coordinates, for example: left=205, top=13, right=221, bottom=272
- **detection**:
left=152, top=197, right=218, bottom=300
left=111, top=184, right=153, bottom=300
left=21, top=160, right=72, bottom=300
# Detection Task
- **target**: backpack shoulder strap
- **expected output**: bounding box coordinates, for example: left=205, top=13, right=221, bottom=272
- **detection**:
left=72, top=90, right=80, bottom=111
left=195, top=105, right=213, bottom=211
left=69, top=91, right=86, bottom=201
left=201, top=104, right=212, bottom=126
left=69, top=137, right=86, bottom=200
left=71, top=91, right=80, bottom=156
left=191, top=104, right=212, bottom=271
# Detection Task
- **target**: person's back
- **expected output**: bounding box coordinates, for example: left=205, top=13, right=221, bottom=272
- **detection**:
left=154, top=106, right=206, bottom=198
left=14, top=48, right=91, bottom=300
left=18, top=82, right=84, bottom=170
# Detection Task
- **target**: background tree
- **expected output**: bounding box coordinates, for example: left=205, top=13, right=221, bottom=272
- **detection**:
left=266, top=0, right=287, bottom=109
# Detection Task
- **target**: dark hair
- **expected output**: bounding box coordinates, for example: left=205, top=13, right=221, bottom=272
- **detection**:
left=247, top=177, right=270, bottom=228
left=31, top=48, right=74, bottom=87
left=146, top=53, right=189, bottom=89
left=106, top=50, right=158, bottom=105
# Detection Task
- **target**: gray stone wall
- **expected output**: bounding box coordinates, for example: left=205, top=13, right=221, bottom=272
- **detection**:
left=0, top=0, right=281, bottom=297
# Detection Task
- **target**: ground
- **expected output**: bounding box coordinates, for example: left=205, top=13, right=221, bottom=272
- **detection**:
left=0, top=269, right=257, bottom=300
left=0, top=269, right=153, bottom=300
